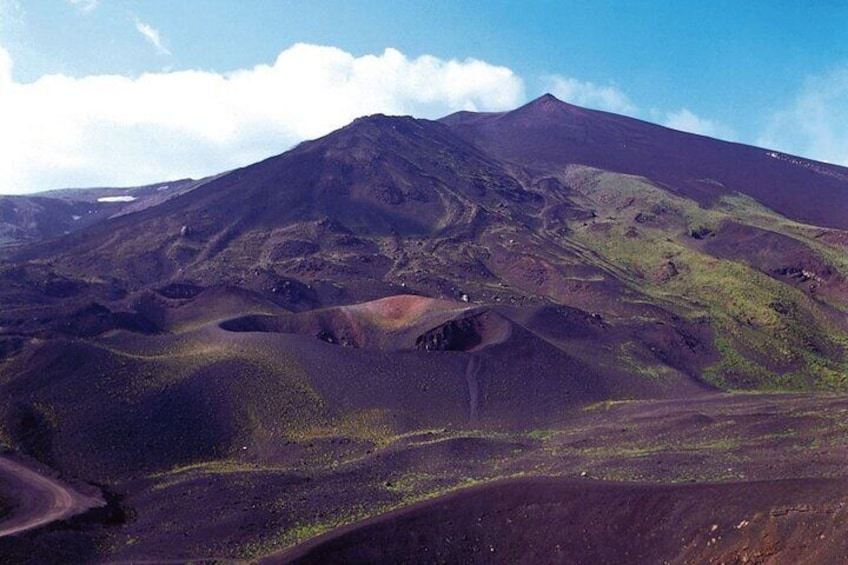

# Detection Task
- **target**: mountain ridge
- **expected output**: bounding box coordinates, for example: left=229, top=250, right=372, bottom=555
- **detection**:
left=2, top=94, right=847, bottom=391
left=443, top=94, right=848, bottom=230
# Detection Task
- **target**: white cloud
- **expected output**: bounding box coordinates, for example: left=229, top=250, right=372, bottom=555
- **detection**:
left=546, top=74, right=733, bottom=142
left=66, top=0, right=97, bottom=12
left=0, top=43, right=524, bottom=194
left=662, top=108, right=733, bottom=139
left=135, top=20, right=170, bottom=56
left=546, top=75, right=638, bottom=115
left=758, top=68, right=848, bottom=166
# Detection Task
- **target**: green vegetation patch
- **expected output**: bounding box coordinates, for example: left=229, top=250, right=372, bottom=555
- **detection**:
left=561, top=167, right=848, bottom=390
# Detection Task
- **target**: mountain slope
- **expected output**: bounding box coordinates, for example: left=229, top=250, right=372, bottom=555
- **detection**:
left=5, top=94, right=846, bottom=390
left=1, top=94, right=848, bottom=563
left=0, top=176, right=218, bottom=249
left=442, top=94, right=848, bottom=230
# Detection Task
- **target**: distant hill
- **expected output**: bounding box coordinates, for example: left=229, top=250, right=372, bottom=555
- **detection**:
left=0, top=176, right=219, bottom=248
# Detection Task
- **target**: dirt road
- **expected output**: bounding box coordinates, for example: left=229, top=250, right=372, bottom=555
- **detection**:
left=0, top=455, right=105, bottom=537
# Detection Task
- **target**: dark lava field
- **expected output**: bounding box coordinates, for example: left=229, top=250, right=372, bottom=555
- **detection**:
left=0, top=95, right=847, bottom=563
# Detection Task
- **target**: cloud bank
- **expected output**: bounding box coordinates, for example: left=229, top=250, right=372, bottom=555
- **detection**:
left=546, top=75, right=638, bottom=115
left=661, top=108, right=733, bottom=139
left=758, top=67, right=848, bottom=165
left=4, top=37, right=842, bottom=195
left=0, top=43, right=524, bottom=193
left=545, top=74, right=732, bottom=140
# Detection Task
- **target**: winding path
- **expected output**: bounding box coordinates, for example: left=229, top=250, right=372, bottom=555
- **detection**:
left=0, top=455, right=105, bottom=537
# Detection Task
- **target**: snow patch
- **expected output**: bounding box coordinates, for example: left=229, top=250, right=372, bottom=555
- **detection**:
left=97, top=196, right=137, bottom=203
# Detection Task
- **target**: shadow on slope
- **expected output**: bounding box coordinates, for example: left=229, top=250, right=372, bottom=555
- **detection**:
left=272, top=477, right=848, bottom=565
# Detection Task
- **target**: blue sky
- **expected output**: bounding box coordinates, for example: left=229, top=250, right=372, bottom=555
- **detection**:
left=1, top=0, right=847, bottom=193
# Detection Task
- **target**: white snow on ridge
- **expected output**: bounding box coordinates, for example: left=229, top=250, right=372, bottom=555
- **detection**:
left=97, top=196, right=137, bottom=203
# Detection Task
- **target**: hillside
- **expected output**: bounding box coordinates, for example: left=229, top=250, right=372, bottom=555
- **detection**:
left=1, top=94, right=847, bottom=563
left=0, top=177, right=218, bottom=249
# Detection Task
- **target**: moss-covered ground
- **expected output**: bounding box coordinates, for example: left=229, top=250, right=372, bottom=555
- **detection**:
left=557, top=167, right=848, bottom=390
left=84, top=391, right=848, bottom=562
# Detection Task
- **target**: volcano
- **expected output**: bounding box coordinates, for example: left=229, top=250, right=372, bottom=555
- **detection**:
left=1, top=94, right=847, bottom=563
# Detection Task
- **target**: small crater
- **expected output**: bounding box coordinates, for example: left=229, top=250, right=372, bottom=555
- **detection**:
left=690, top=227, right=714, bottom=239
left=156, top=283, right=204, bottom=300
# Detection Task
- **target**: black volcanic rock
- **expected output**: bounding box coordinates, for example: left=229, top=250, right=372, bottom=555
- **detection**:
left=2, top=96, right=846, bottom=390
left=441, top=94, right=848, bottom=230
left=8, top=112, right=542, bottom=303
left=12, top=95, right=846, bottom=300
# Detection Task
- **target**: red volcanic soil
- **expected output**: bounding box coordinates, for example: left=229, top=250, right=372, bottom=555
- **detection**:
left=270, top=476, right=848, bottom=565
left=702, top=221, right=848, bottom=308
left=220, top=294, right=484, bottom=351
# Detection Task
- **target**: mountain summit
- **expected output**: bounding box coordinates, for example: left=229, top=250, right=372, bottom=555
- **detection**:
left=443, top=94, right=848, bottom=229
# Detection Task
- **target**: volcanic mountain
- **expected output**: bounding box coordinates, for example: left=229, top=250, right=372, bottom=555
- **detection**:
left=1, top=94, right=847, bottom=563
left=0, top=176, right=218, bottom=249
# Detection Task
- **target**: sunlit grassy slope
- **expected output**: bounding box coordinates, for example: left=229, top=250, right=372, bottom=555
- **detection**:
left=557, top=166, right=848, bottom=390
